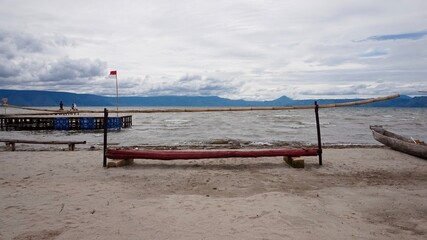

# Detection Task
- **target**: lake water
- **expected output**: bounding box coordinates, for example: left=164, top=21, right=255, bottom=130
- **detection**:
left=1, top=107, right=426, bottom=149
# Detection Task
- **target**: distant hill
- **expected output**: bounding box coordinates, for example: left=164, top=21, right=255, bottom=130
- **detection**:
left=0, top=89, right=426, bottom=107
left=0, top=90, right=111, bottom=106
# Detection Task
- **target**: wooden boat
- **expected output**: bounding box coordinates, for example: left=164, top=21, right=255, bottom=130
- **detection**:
left=370, top=126, right=427, bottom=159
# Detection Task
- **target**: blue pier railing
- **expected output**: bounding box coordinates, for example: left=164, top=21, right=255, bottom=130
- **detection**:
left=1, top=115, right=132, bottom=131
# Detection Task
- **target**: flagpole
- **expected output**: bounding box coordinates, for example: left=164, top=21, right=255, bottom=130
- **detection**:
left=115, top=72, right=119, bottom=117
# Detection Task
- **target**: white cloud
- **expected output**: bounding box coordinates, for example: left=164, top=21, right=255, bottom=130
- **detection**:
left=0, top=0, right=426, bottom=100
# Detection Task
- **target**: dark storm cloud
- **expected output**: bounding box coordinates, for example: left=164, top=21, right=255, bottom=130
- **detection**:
left=0, top=61, right=20, bottom=78
left=299, top=84, right=369, bottom=96
left=178, top=74, right=202, bottom=82
left=145, top=74, right=241, bottom=97
left=39, top=58, right=107, bottom=83
left=0, top=29, right=107, bottom=91
left=0, top=30, right=45, bottom=57
left=0, top=30, right=76, bottom=59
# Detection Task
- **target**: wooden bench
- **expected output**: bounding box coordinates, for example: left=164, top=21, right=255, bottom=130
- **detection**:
left=106, top=148, right=319, bottom=160
left=105, top=148, right=319, bottom=168
left=0, top=139, right=86, bottom=151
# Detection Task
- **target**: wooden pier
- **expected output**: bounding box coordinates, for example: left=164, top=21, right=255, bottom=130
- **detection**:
left=0, top=115, right=132, bottom=131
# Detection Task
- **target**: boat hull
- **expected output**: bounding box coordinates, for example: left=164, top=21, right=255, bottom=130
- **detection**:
left=370, top=126, right=427, bottom=159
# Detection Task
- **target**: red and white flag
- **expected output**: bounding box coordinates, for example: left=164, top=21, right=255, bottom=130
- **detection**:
left=109, top=70, right=117, bottom=75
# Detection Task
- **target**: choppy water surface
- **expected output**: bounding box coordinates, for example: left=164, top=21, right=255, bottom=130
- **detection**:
left=1, top=107, right=426, bottom=148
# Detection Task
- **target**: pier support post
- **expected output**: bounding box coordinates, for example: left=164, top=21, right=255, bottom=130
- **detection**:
left=315, top=101, right=322, bottom=165
left=103, top=108, right=108, bottom=167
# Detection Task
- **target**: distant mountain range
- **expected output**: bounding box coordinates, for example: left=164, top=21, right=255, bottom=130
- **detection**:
left=1, top=89, right=426, bottom=107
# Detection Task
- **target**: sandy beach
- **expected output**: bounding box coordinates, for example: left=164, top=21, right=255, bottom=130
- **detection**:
left=0, top=148, right=426, bottom=240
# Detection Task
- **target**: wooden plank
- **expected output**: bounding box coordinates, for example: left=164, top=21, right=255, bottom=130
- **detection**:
left=0, top=139, right=86, bottom=145
left=1, top=139, right=85, bottom=151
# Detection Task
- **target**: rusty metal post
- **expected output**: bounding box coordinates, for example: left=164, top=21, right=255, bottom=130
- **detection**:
left=315, top=101, right=322, bottom=165
left=103, top=108, right=108, bottom=167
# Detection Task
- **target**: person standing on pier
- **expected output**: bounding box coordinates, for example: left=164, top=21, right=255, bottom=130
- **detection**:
left=70, top=103, right=78, bottom=115
left=71, top=103, right=77, bottom=111
left=59, top=101, right=64, bottom=110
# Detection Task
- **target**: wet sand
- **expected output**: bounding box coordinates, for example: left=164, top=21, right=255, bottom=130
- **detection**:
left=0, top=148, right=426, bottom=239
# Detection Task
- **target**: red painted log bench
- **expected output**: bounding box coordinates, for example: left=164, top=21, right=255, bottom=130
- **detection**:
left=106, top=148, right=319, bottom=160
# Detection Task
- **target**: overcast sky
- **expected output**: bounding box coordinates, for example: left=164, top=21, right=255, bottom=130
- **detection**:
left=0, top=0, right=426, bottom=100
